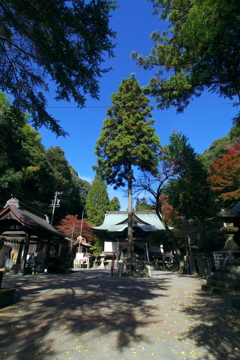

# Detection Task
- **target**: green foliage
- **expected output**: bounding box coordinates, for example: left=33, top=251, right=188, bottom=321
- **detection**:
left=69, top=170, right=91, bottom=215
left=0, top=0, right=116, bottom=136
left=181, top=219, right=226, bottom=253
left=229, top=115, right=240, bottom=143
left=94, top=75, right=161, bottom=189
left=198, top=136, right=231, bottom=169
left=45, top=148, right=90, bottom=222
left=162, top=132, right=196, bottom=176
left=132, top=0, right=240, bottom=118
left=85, top=177, right=110, bottom=226
left=164, top=133, right=217, bottom=221
left=90, top=239, right=104, bottom=258
left=135, top=197, right=153, bottom=211
left=109, top=196, right=121, bottom=211
left=198, top=121, right=240, bottom=170
left=0, top=93, right=26, bottom=174
left=0, top=95, right=53, bottom=206
left=17, top=125, right=55, bottom=209
left=0, top=96, right=90, bottom=216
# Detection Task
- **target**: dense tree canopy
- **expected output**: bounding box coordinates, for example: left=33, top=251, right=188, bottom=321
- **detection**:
left=0, top=0, right=116, bottom=136
left=136, top=132, right=216, bottom=221
left=0, top=93, right=27, bottom=203
left=0, top=95, right=90, bottom=217
left=0, top=93, right=55, bottom=208
left=132, top=0, right=240, bottom=115
left=45, top=147, right=90, bottom=222
left=134, top=132, right=216, bottom=258
left=165, top=136, right=216, bottom=221
left=198, top=136, right=231, bottom=169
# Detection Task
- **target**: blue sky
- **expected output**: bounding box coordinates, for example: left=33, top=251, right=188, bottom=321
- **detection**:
left=39, top=0, right=237, bottom=210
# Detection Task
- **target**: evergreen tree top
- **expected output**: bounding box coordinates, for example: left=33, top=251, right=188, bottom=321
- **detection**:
left=94, top=75, right=161, bottom=189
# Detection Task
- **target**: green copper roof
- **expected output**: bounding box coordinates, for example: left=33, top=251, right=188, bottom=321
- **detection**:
left=92, top=211, right=165, bottom=233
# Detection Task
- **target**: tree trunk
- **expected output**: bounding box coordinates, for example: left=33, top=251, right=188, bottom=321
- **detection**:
left=127, top=165, right=133, bottom=259
left=187, top=234, right=196, bottom=275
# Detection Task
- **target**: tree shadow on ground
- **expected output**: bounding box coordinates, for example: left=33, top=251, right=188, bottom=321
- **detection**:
left=180, top=288, right=240, bottom=360
left=0, top=270, right=170, bottom=359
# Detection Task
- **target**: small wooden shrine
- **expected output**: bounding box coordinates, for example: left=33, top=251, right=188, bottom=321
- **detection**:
left=0, top=197, right=69, bottom=274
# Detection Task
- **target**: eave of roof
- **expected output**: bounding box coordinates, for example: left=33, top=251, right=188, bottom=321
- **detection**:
left=92, top=211, right=165, bottom=233
left=0, top=204, right=65, bottom=239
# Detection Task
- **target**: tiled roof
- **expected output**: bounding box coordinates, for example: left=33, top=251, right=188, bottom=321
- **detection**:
left=0, top=198, right=65, bottom=239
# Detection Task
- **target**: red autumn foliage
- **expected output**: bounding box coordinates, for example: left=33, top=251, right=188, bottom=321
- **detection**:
left=159, top=195, right=179, bottom=226
left=208, top=144, right=240, bottom=207
left=56, top=214, right=94, bottom=243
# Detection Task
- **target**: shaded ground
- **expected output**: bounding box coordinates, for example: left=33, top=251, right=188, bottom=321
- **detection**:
left=0, top=270, right=240, bottom=360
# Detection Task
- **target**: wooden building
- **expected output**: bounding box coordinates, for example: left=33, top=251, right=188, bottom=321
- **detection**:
left=92, top=210, right=166, bottom=259
left=0, top=197, right=69, bottom=274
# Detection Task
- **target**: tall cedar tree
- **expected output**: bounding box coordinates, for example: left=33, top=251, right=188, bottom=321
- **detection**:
left=94, top=75, right=160, bottom=257
left=0, top=0, right=116, bottom=136
left=131, top=0, right=240, bottom=121
left=208, top=144, right=240, bottom=209
left=85, top=176, right=110, bottom=226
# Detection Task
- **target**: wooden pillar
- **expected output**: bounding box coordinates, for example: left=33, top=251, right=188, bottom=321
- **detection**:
left=20, top=234, right=30, bottom=274
left=45, top=238, right=51, bottom=270
left=16, top=240, right=24, bottom=265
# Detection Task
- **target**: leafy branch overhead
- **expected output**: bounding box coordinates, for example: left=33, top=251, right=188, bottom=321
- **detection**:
left=0, top=0, right=117, bottom=136
left=132, top=0, right=240, bottom=113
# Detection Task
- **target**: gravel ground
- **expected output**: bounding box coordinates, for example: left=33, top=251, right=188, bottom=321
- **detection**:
left=0, top=269, right=240, bottom=360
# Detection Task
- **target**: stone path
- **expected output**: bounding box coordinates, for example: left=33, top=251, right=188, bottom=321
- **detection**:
left=0, top=270, right=240, bottom=360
